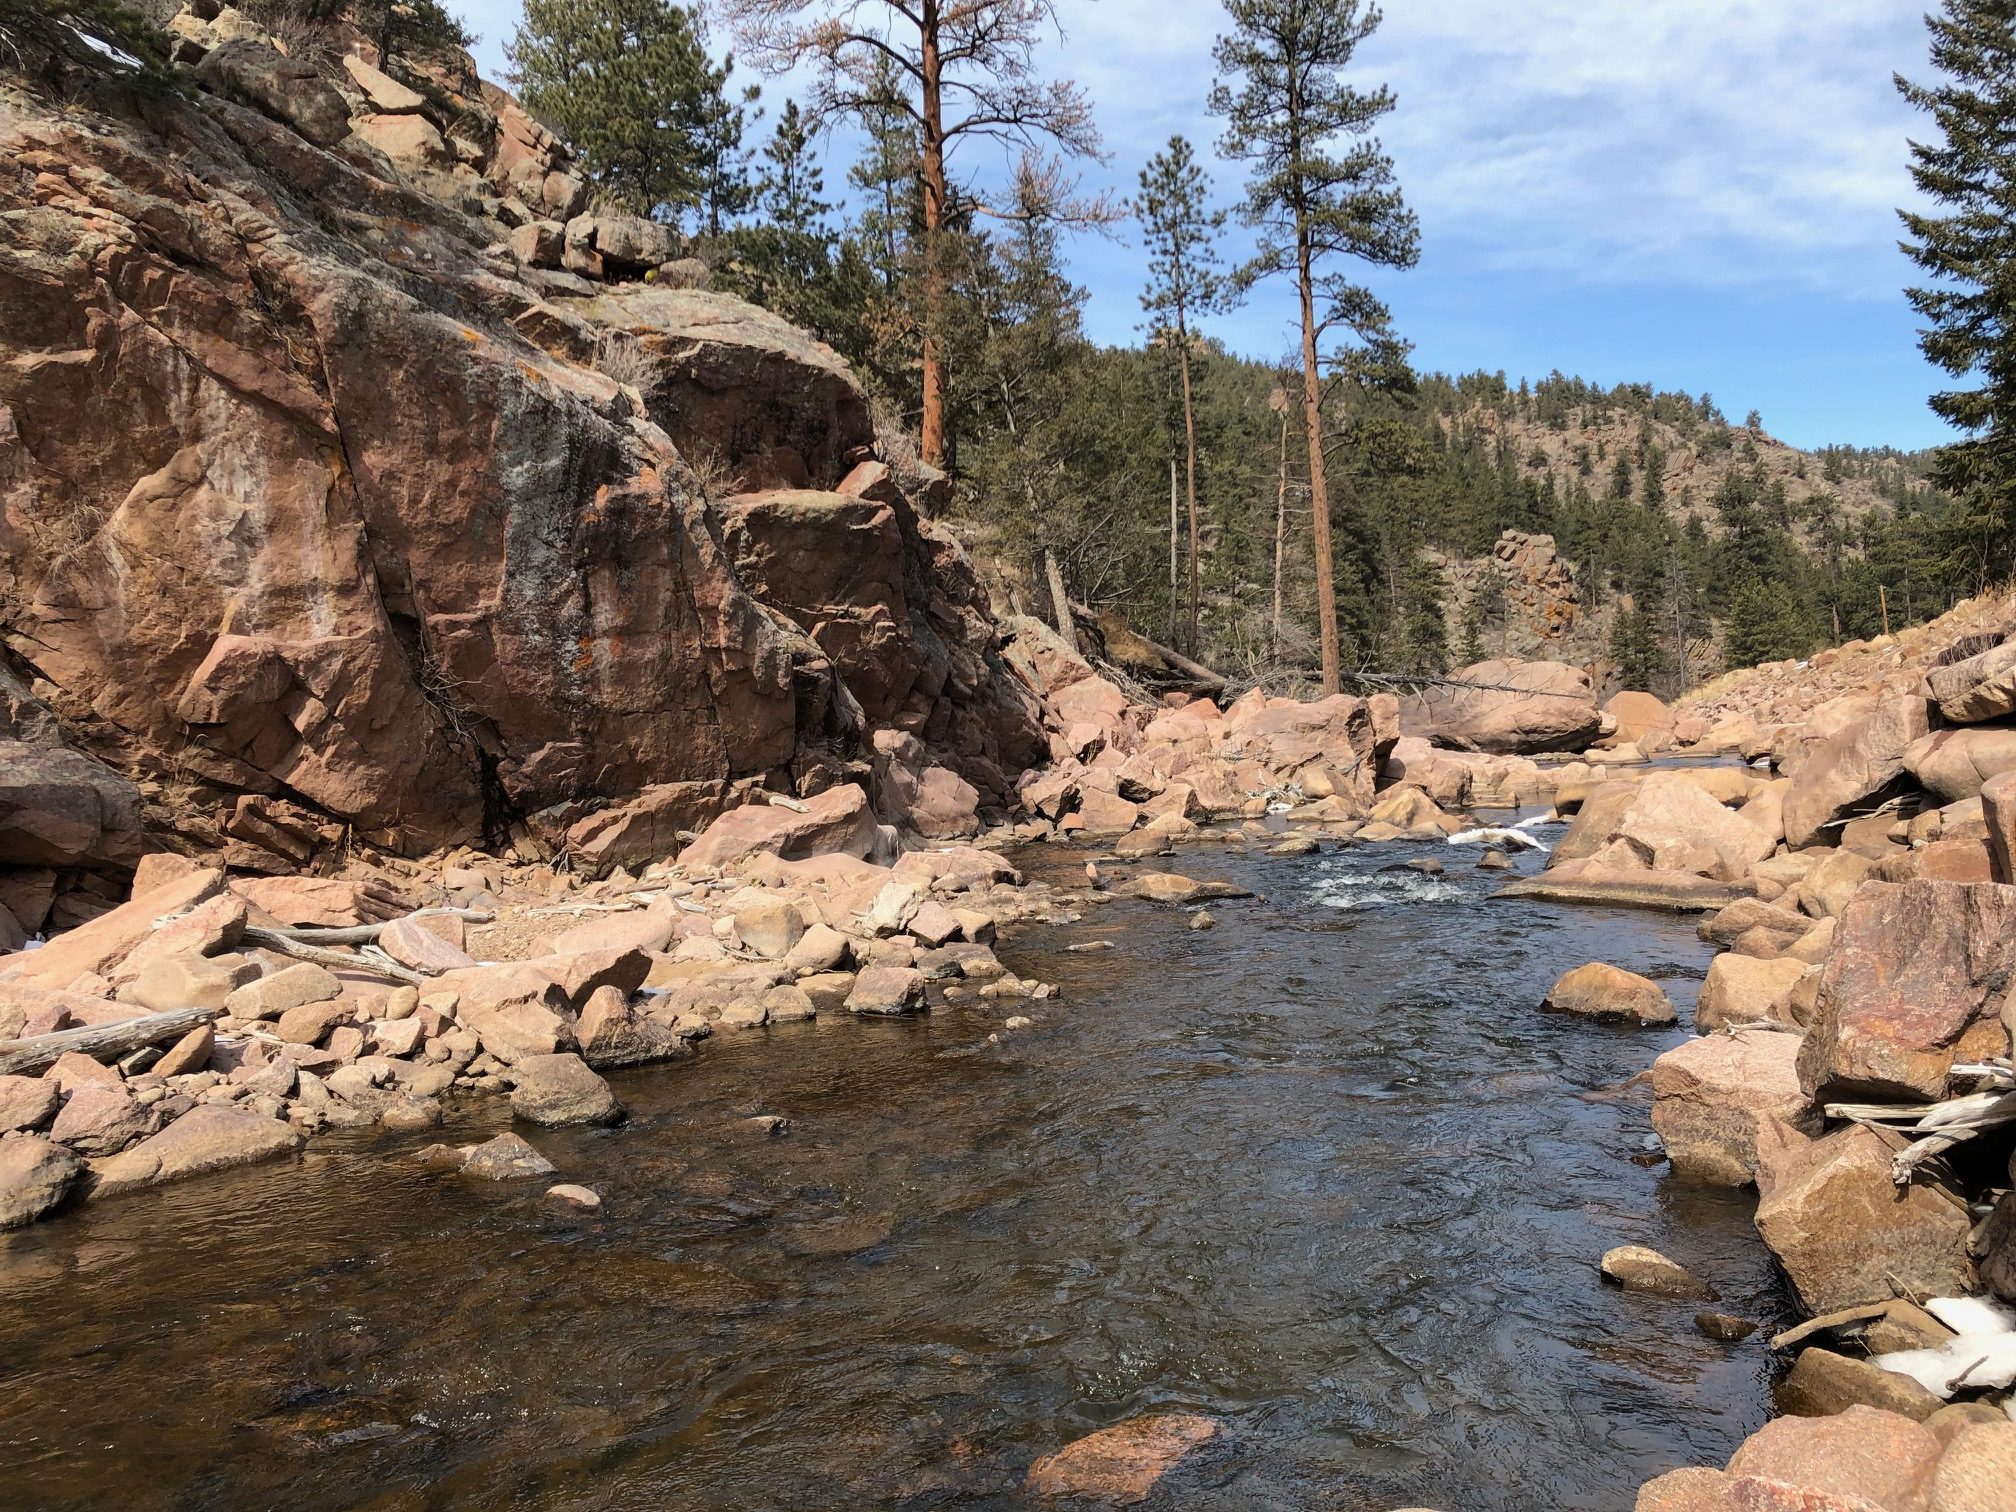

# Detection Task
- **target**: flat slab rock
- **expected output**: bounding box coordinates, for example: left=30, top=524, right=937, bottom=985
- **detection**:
left=88, top=1106, right=302, bottom=1201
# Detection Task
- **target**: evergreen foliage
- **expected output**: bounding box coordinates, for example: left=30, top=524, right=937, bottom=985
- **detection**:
left=1209, top=0, right=1420, bottom=693
left=508, top=0, right=721, bottom=222
left=1897, top=0, right=2016, bottom=582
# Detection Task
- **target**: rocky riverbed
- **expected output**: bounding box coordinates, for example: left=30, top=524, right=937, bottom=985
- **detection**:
left=1, top=827, right=1795, bottom=1511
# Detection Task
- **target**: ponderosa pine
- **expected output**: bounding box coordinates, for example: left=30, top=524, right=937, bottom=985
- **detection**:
left=1209, top=0, right=1419, bottom=695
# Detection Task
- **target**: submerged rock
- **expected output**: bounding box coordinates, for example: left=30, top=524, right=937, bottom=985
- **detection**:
left=1025, top=1412, right=1221, bottom=1506
left=1600, top=1244, right=1716, bottom=1300
left=455, top=1133, right=558, bottom=1181
left=88, top=1106, right=302, bottom=1200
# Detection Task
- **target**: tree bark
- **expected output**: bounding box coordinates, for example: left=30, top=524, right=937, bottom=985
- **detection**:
left=1044, top=548, right=1079, bottom=654
left=1295, top=233, right=1341, bottom=694
left=1272, top=404, right=1289, bottom=660
left=0, top=1007, right=218, bottom=1077
left=1168, top=455, right=1179, bottom=645
left=917, top=0, right=948, bottom=465
left=1178, top=331, right=1201, bottom=655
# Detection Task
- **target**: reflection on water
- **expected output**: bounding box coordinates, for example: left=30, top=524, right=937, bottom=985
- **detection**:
left=0, top=834, right=1783, bottom=1511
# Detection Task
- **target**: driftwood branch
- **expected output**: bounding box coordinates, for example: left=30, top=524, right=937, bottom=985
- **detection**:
left=1827, top=1075, right=2016, bottom=1184
left=0, top=1007, right=219, bottom=1076
left=241, top=926, right=427, bottom=985
left=274, top=908, right=493, bottom=946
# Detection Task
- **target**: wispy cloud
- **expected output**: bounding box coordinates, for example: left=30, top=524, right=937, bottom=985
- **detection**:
left=1064, top=0, right=1929, bottom=296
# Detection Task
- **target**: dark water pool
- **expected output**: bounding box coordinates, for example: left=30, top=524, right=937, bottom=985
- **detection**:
left=0, top=833, right=1785, bottom=1510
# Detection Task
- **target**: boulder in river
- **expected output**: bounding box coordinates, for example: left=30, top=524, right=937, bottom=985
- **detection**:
left=453, top=1133, right=558, bottom=1181
left=1651, top=1028, right=1816, bottom=1186
left=0, top=1136, right=84, bottom=1228
left=1753, top=1122, right=1975, bottom=1314
left=1541, top=963, right=1676, bottom=1025
left=509, top=1053, right=623, bottom=1127
left=1599, top=1245, right=1716, bottom=1300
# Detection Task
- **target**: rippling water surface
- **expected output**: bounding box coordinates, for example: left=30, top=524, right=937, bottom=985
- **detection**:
left=0, top=832, right=1786, bottom=1510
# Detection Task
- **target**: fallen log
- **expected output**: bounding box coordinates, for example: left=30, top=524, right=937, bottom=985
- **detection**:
left=240, top=926, right=427, bottom=985
left=272, top=907, right=493, bottom=946
left=0, top=1006, right=219, bottom=1076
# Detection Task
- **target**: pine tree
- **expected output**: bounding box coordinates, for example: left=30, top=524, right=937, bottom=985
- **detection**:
left=508, top=0, right=717, bottom=221
left=349, top=0, right=471, bottom=65
left=1210, top=0, right=1418, bottom=695
left=846, top=54, right=920, bottom=296
left=1897, top=0, right=2016, bottom=579
left=692, top=53, right=760, bottom=236
left=1135, top=135, right=1228, bottom=657
left=718, top=0, right=1104, bottom=466
left=763, top=100, right=827, bottom=234
left=713, top=97, right=883, bottom=364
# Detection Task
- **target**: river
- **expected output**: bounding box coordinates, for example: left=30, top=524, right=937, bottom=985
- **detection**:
left=0, top=829, right=1786, bottom=1510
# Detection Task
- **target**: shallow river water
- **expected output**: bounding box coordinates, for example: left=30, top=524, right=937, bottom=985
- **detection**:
left=0, top=832, right=1787, bottom=1511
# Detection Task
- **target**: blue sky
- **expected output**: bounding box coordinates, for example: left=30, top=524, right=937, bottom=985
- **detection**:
left=460, top=0, right=1954, bottom=453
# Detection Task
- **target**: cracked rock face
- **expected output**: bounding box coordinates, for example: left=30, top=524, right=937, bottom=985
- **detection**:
left=0, top=56, right=1037, bottom=863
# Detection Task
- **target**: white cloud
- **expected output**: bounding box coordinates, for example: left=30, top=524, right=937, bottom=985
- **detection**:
left=1059, top=0, right=1931, bottom=295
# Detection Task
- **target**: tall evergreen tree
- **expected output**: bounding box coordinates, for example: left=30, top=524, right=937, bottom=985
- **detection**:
left=692, top=53, right=760, bottom=236
left=718, top=0, right=1105, bottom=466
left=509, top=0, right=718, bottom=221
left=1897, top=0, right=2016, bottom=579
left=1210, top=0, right=1419, bottom=694
left=763, top=99, right=828, bottom=233
left=1135, top=135, right=1228, bottom=655
left=846, top=54, right=920, bottom=296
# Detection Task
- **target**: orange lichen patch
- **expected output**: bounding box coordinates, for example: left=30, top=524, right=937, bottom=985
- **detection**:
left=461, top=327, right=482, bottom=344
left=572, top=635, right=597, bottom=677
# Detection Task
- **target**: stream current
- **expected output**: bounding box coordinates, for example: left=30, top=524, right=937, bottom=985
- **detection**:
left=0, top=830, right=1786, bottom=1510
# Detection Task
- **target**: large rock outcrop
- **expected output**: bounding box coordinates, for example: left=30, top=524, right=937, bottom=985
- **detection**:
left=0, top=52, right=1037, bottom=866
left=1400, top=658, right=1602, bottom=754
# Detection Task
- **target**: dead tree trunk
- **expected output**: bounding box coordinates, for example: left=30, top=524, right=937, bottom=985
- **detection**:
left=0, top=1007, right=219, bottom=1077
left=1044, top=549, right=1080, bottom=655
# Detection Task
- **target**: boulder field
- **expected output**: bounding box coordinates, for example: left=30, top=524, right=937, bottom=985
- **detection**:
left=6, top=19, right=2016, bottom=1506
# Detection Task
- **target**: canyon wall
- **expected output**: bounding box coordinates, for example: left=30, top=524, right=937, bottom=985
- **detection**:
left=0, top=34, right=1043, bottom=911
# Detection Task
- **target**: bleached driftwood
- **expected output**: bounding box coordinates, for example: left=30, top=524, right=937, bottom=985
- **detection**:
left=0, top=1006, right=218, bottom=1076
left=270, top=907, right=492, bottom=946
left=1828, top=1061, right=2016, bottom=1184
left=240, top=926, right=427, bottom=985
